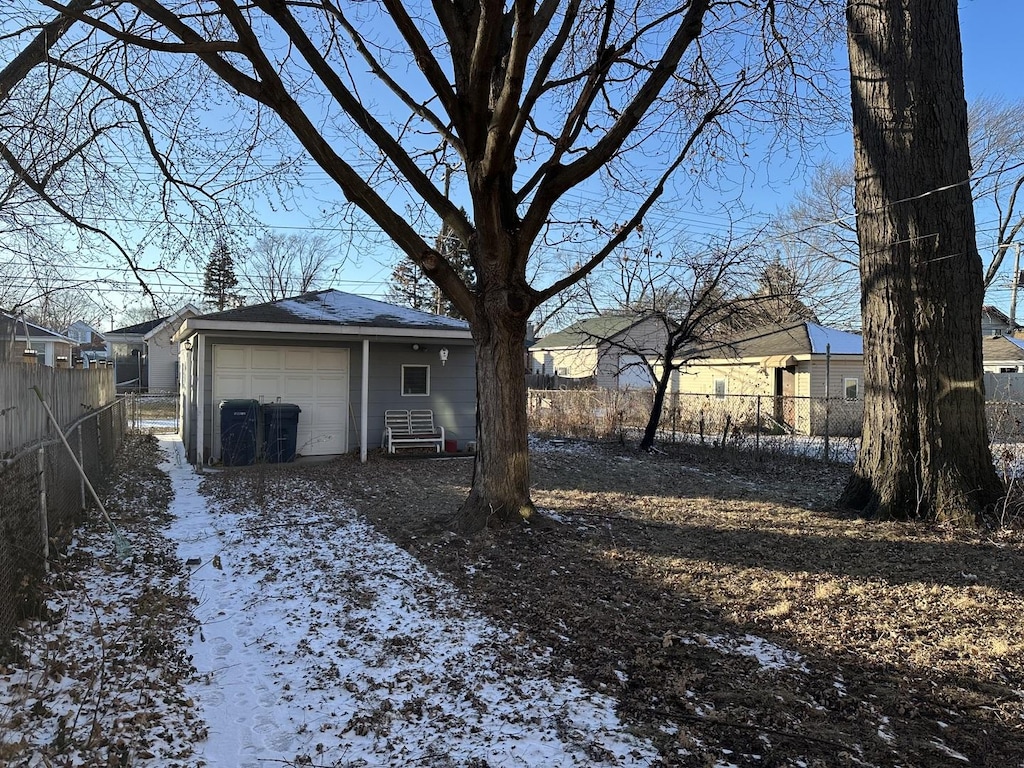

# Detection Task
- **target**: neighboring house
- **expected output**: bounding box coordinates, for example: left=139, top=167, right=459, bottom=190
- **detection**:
left=678, top=321, right=864, bottom=435
left=528, top=314, right=668, bottom=389
left=173, top=289, right=475, bottom=465
left=982, top=305, right=1019, bottom=337
left=2, top=312, right=75, bottom=366
left=105, top=304, right=200, bottom=391
left=67, top=320, right=107, bottom=366
left=982, top=335, right=1024, bottom=401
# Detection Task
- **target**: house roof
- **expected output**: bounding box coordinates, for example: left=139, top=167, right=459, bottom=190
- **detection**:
left=176, top=289, right=471, bottom=340
left=982, top=305, right=1014, bottom=327
left=108, top=304, right=201, bottom=340
left=530, top=315, right=642, bottom=349
left=109, top=316, right=167, bottom=336
left=983, top=334, right=1024, bottom=362
left=717, top=321, right=863, bottom=358
left=1, top=311, right=75, bottom=343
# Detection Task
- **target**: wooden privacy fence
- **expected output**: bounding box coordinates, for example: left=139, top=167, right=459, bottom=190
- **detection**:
left=0, top=363, right=122, bottom=647
left=0, top=364, right=115, bottom=455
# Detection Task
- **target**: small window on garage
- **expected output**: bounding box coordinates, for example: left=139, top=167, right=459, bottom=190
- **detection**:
left=402, top=364, right=430, bottom=396
left=714, top=378, right=727, bottom=399
left=844, top=377, right=859, bottom=400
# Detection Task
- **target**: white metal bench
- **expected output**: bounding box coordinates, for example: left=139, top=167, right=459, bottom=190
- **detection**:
left=383, top=409, right=446, bottom=453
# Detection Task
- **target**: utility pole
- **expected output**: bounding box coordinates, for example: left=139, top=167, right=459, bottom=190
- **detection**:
left=1010, top=243, right=1022, bottom=329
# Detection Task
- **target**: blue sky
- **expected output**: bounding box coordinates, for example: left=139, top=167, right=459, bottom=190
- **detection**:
left=68, top=2, right=1024, bottom=325
left=326, top=2, right=1024, bottom=312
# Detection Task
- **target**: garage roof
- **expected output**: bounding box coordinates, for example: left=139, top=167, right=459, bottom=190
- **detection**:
left=176, top=289, right=471, bottom=340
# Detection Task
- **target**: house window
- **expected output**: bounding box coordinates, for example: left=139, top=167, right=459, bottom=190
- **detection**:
left=1000, top=367, right=1018, bottom=373
left=713, top=378, right=727, bottom=399
left=844, top=377, right=859, bottom=400
left=402, top=365, right=430, bottom=396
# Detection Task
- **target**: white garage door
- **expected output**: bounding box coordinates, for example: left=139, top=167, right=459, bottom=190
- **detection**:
left=212, top=345, right=349, bottom=458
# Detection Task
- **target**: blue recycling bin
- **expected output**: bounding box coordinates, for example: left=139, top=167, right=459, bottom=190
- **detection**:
left=262, top=403, right=302, bottom=463
left=220, top=399, right=260, bottom=466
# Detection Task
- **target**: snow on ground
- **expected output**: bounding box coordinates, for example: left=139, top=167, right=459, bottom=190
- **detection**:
left=161, top=436, right=665, bottom=766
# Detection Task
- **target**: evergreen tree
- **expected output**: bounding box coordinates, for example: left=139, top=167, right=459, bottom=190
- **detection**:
left=203, top=239, right=242, bottom=311
left=386, top=218, right=474, bottom=318
left=385, top=260, right=435, bottom=312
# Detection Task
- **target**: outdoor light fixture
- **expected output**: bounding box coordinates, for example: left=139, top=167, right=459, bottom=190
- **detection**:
left=411, top=343, right=422, bottom=351
left=439, top=347, right=449, bottom=366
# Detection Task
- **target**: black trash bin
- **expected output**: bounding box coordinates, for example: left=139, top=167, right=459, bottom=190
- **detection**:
left=262, top=403, right=302, bottom=463
left=220, top=399, right=260, bottom=466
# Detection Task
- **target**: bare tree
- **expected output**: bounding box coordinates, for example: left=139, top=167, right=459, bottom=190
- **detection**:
left=577, top=230, right=806, bottom=451
left=241, top=232, right=336, bottom=303
left=844, top=0, right=1002, bottom=524
left=0, top=3, right=300, bottom=312
left=26, top=0, right=843, bottom=531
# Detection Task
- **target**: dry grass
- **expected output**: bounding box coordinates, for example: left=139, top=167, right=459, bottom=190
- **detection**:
left=310, top=439, right=1024, bottom=767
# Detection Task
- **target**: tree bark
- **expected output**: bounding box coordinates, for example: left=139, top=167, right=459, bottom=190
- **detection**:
left=452, top=289, right=536, bottom=532
left=842, top=0, right=1003, bottom=524
left=640, top=366, right=673, bottom=452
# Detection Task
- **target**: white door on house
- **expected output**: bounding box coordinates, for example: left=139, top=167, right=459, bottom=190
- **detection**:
left=212, top=345, right=349, bottom=458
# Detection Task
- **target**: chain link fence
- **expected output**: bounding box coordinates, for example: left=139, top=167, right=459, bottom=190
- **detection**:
left=0, top=398, right=127, bottom=647
left=527, top=390, right=865, bottom=462
left=125, top=391, right=179, bottom=434
left=529, top=389, right=1024, bottom=463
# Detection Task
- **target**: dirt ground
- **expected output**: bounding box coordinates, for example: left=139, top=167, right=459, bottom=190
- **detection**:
left=310, top=438, right=1024, bottom=767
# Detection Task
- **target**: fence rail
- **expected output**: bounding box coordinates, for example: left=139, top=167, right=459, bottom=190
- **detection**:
left=0, top=364, right=115, bottom=455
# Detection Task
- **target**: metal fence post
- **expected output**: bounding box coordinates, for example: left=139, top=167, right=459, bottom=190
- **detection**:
left=824, top=344, right=831, bottom=463
left=755, top=395, right=761, bottom=458
left=37, top=447, right=48, bottom=574
left=77, top=424, right=86, bottom=511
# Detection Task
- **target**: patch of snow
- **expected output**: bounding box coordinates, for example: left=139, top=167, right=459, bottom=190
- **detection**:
left=930, top=739, right=970, bottom=762
left=806, top=322, right=862, bottom=355
left=280, top=290, right=470, bottom=331
left=877, top=716, right=896, bottom=744
left=676, top=632, right=809, bottom=673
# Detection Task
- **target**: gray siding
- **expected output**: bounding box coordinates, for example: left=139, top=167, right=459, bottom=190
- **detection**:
left=366, top=343, right=477, bottom=448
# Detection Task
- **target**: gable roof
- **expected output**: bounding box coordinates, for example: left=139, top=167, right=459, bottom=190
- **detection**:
left=109, top=316, right=167, bottom=336
left=531, top=315, right=643, bottom=349
left=109, top=304, right=201, bottom=339
left=176, top=289, right=471, bottom=340
left=716, top=321, right=863, bottom=358
left=1, top=311, right=75, bottom=343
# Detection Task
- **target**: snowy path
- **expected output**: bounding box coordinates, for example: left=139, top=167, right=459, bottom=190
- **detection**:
left=159, top=436, right=663, bottom=766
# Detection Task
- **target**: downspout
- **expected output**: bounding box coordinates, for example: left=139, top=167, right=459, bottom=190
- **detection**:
left=196, top=333, right=205, bottom=470
left=361, top=338, right=369, bottom=463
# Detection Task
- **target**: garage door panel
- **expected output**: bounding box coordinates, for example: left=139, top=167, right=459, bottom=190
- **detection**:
left=215, top=374, right=250, bottom=400
left=251, top=348, right=282, bottom=369
left=317, top=349, right=348, bottom=371
left=282, top=375, right=316, bottom=399
left=285, top=349, right=317, bottom=370
left=315, top=375, right=346, bottom=396
left=217, top=347, right=248, bottom=369
left=213, top=344, right=349, bottom=458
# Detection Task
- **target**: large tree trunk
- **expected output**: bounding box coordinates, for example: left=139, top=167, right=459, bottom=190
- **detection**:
left=842, top=0, right=1003, bottom=524
left=451, top=294, right=536, bottom=533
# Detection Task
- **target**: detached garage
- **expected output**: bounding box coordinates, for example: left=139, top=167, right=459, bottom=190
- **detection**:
left=174, top=290, right=475, bottom=466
